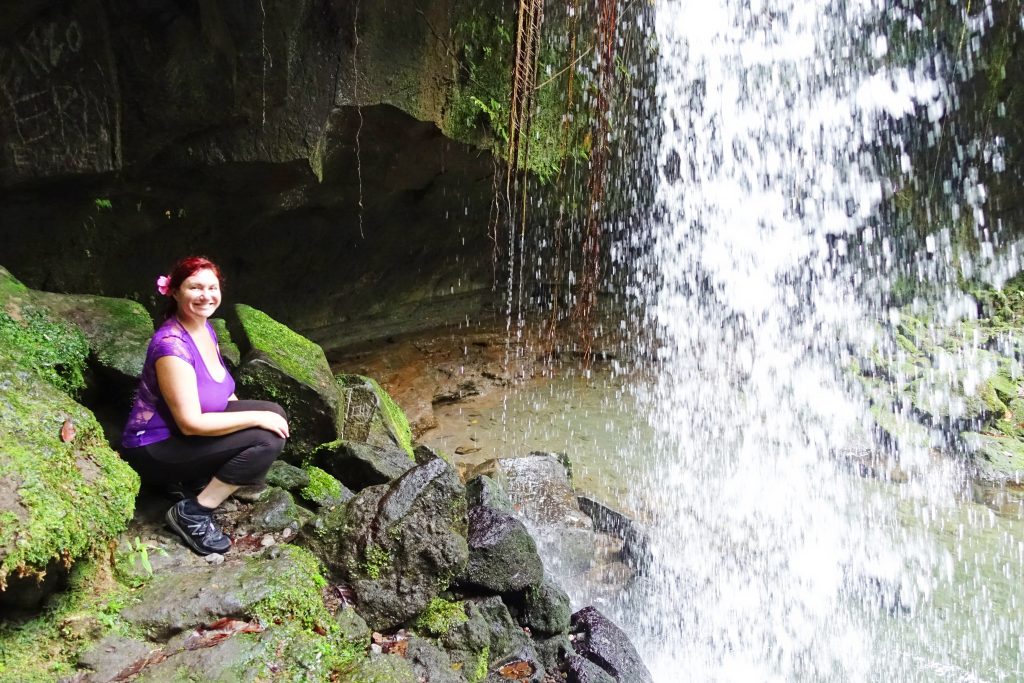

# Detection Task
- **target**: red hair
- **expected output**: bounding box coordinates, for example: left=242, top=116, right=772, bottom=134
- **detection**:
left=163, top=256, right=224, bottom=319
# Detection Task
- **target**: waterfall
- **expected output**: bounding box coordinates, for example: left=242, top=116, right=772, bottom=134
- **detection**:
left=580, top=0, right=1024, bottom=680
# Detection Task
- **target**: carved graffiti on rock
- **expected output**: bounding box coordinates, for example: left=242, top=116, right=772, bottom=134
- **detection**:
left=0, top=16, right=117, bottom=182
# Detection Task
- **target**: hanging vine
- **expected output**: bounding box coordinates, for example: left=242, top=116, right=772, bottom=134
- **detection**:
left=573, top=0, right=618, bottom=364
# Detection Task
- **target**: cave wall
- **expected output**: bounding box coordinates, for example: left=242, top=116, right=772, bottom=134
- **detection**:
left=0, top=0, right=519, bottom=348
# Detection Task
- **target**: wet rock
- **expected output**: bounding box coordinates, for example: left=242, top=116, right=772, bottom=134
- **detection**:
left=569, top=607, right=653, bottom=683
left=437, top=600, right=492, bottom=678
left=347, top=652, right=417, bottom=682
left=230, top=304, right=342, bottom=460
left=240, top=487, right=308, bottom=535
left=466, top=474, right=514, bottom=513
left=299, top=504, right=351, bottom=575
left=335, top=606, right=371, bottom=650
left=129, top=633, right=262, bottom=682
left=521, top=577, right=572, bottom=636
left=312, top=439, right=414, bottom=492
left=577, top=497, right=652, bottom=572
left=120, top=547, right=324, bottom=640
left=265, top=460, right=310, bottom=492
left=337, top=458, right=469, bottom=631
left=473, top=596, right=533, bottom=667
left=536, top=634, right=576, bottom=673
left=297, top=465, right=354, bottom=508
left=488, top=453, right=595, bottom=577
left=487, top=644, right=546, bottom=683
left=414, top=443, right=448, bottom=465
left=77, top=635, right=160, bottom=682
left=336, top=374, right=414, bottom=458
left=462, top=505, right=544, bottom=593
left=566, top=655, right=617, bottom=683
left=406, top=636, right=465, bottom=683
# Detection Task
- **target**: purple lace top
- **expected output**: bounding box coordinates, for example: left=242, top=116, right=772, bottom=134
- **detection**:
left=122, top=317, right=236, bottom=448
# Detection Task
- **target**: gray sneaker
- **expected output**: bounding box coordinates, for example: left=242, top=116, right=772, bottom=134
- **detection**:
left=165, top=500, right=231, bottom=555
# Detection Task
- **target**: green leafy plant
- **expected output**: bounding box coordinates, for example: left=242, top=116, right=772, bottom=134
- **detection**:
left=126, top=537, right=167, bottom=578
left=93, top=198, right=112, bottom=211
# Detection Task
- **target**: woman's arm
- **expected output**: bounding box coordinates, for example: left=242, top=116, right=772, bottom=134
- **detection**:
left=156, top=356, right=289, bottom=438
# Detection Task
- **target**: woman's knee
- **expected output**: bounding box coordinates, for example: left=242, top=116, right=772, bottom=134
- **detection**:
left=225, top=399, right=287, bottom=420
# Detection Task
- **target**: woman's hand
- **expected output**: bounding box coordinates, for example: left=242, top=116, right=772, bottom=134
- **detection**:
left=256, top=411, right=290, bottom=439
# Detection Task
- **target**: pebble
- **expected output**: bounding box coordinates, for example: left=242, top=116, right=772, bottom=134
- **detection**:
left=204, top=553, right=225, bottom=565
left=281, top=527, right=293, bottom=539
left=260, top=534, right=276, bottom=547
left=370, top=644, right=383, bottom=655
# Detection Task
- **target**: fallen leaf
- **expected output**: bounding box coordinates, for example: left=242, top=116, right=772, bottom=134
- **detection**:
left=497, top=660, right=533, bottom=680
left=60, top=418, right=75, bottom=443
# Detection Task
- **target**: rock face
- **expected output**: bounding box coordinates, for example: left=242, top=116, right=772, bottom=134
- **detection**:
left=335, top=457, right=469, bottom=631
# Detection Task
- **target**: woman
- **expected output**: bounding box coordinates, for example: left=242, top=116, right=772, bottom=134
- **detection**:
left=121, top=256, right=289, bottom=555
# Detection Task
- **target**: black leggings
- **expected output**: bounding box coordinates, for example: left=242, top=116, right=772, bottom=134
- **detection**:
left=122, top=400, right=287, bottom=487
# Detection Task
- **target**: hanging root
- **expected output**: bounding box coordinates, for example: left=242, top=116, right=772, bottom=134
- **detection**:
left=573, top=0, right=619, bottom=366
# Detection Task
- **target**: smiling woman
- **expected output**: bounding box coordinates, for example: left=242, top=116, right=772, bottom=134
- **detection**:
left=120, top=256, right=290, bottom=556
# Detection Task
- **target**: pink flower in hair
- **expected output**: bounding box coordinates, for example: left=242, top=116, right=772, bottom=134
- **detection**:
left=156, top=275, right=170, bottom=296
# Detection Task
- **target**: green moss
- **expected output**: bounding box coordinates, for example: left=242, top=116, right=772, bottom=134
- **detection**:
left=362, top=543, right=391, bottom=581
left=0, top=337, right=139, bottom=586
left=234, top=304, right=333, bottom=391
left=444, top=7, right=587, bottom=182
left=414, top=597, right=468, bottom=637
left=365, top=377, right=414, bottom=458
left=209, top=317, right=241, bottom=367
left=0, top=308, right=89, bottom=397
left=249, top=545, right=331, bottom=631
left=471, top=644, right=490, bottom=683
left=301, top=466, right=343, bottom=504
left=0, top=560, right=142, bottom=682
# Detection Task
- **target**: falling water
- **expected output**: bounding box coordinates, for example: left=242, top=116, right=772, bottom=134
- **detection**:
left=560, top=0, right=1024, bottom=681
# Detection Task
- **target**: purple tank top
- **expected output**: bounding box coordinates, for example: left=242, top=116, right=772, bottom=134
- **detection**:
left=122, top=317, right=236, bottom=448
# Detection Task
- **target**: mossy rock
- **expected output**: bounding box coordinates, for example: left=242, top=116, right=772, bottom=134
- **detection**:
left=233, top=304, right=335, bottom=392
left=337, top=374, right=415, bottom=458
left=209, top=317, right=241, bottom=369
left=0, top=337, right=139, bottom=591
left=966, top=432, right=1024, bottom=482
left=345, top=653, right=417, bottom=683
left=299, top=466, right=353, bottom=508
left=1, top=266, right=152, bottom=389
left=33, top=290, right=153, bottom=384
left=311, top=439, right=415, bottom=492
left=232, top=304, right=343, bottom=460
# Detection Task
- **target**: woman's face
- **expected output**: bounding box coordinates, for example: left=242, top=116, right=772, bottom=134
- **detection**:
left=174, top=268, right=221, bottom=322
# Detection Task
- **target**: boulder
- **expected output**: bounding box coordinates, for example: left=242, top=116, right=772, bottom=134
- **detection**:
left=312, top=439, right=414, bottom=492
left=298, top=466, right=354, bottom=508
left=462, top=505, right=544, bottom=593
left=77, top=634, right=158, bottom=682
left=536, top=634, right=576, bottom=673
left=566, top=655, right=617, bottom=683
left=299, top=503, right=351, bottom=576
left=121, top=545, right=330, bottom=640
left=230, top=304, right=342, bottom=460
left=0, top=273, right=139, bottom=598
left=336, top=458, right=469, bottom=631
left=466, top=474, right=514, bottom=512
left=346, top=653, right=417, bottom=682
left=239, top=487, right=308, bottom=535
left=521, top=577, right=572, bottom=636
left=569, top=607, right=653, bottom=683
left=1, top=266, right=152, bottom=393
left=468, top=596, right=545, bottom=683
left=406, top=636, right=467, bottom=683
left=577, top=497, right=652, bottom=573
left=337, top=374, right=415, bottom=457
left=209, top=317, right=241, bottom=369
left=265, top=460, right=311, bottom=492
left=484, top=453, right=595, bottom=578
